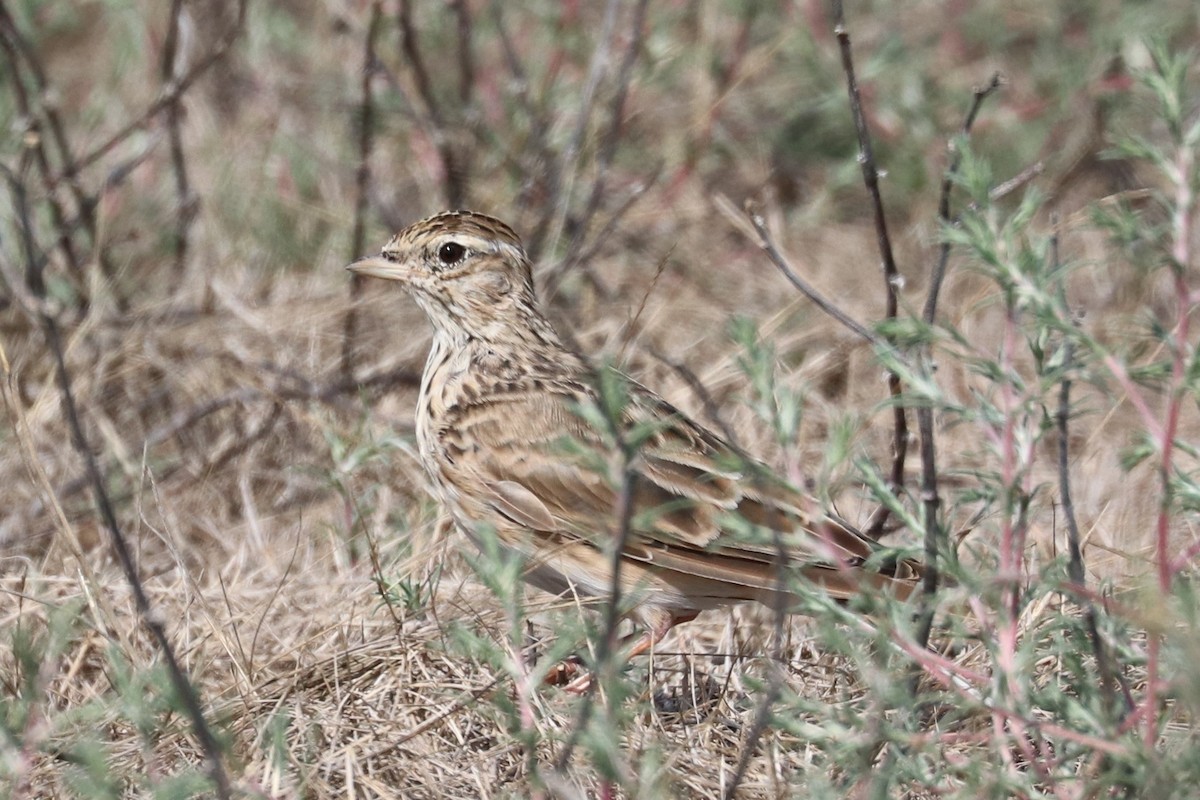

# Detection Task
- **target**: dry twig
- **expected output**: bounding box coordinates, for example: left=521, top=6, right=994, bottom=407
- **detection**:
left=343, top=0, right=385, bottom=381
left=161, top=0, right=194, bottom=276
left=3, top=157, right=232, bottom=800
left=830, top=0, right=908, bottom=536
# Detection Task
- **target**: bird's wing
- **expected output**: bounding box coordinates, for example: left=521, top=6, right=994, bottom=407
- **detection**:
left=443, top=379, right=918, bottom=600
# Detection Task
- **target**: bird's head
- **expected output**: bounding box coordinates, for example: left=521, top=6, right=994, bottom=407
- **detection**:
left=349, top=210, right=543, bottom=343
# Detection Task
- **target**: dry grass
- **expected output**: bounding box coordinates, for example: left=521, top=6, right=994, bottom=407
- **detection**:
left=4, top=1, right=1200, bottom=797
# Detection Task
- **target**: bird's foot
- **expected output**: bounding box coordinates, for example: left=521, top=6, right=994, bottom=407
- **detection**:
left=544, top=654, right=589, bottom=693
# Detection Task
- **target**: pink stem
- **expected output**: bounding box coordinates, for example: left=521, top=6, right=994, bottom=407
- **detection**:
left=1144, top=141, right=1195, bottom=751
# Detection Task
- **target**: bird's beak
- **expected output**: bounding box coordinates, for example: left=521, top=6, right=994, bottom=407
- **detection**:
left=346, top=255, right=408, bottom=281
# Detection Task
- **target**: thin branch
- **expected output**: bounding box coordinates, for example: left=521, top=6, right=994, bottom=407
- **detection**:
left=451, top=0, right=474, bottom=106
left=1168, top=536, right=1200, bottom=575
left=0, top=13, right=87, bottom=297
left=991, top=303, right=1037, bottom=767
left=988, top=160, right=1045, bottom=204
left=739, top=202, right=887, bottom=350
left=830, top=0, right=908, bottom=534
left=722, top=672, right=781, bottom=800
left=558, top=0, right=650, bottom=273
left=527, top=0, right=622, bottom=262
left=359, top=483, right=407, bottom=635
left=0, top=1, right=125, bottom=304
left=542, top=168, right=659, bottom=303
left=1144, top=127, right=1196, bottom=751
left=46, top=0, right=248, bottom=190
left=396, top=0, right=444, bottom=132
left=343, top=0, right=385, bottom=381
left=491, top=2, right=557, bottom=213
left=1050, top=231, right=1082, bottom=571
left=397, top=0, right=467, bottom=208
left=646, top=347, right=740, bottom=447
left=914, top=75, right=1003, bottom=645
left=452, top=0, right=475, bottom=197
left=161, top=0, right=194, bottom=275
left=553, top=391, right=640, bottom=773
left=1053, top=254, right=1122, bottom=716
left=924, top=73, right=1003, bottom=324
left=350, top=2, right=383, bottom=261
left=3, top=161, right=231, bottom=800
left=912, top=399, right=940, bottom=647
left=596, top=434, right=639, bottom=680
left=0, top=133, right=163, bottom=303
left=723, top=511, right=789, bottom=800
left=14, top=356, right=419, bottom=552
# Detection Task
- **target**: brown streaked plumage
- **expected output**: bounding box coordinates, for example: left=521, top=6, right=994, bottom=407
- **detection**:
left=349, top=210, right=921, bottom=687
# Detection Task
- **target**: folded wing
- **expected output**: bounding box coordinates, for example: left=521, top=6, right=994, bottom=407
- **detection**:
left=440, top=376, right=920, bottom=604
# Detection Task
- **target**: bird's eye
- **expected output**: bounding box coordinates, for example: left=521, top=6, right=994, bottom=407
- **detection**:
left=437, top=242, right=467, bottom=266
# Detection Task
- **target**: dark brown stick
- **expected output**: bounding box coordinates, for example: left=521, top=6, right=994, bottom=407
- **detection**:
left=15, top=361, right=420, bottom=536
left=3, top=160, right=232, bottom=800
left=594, top=428, right=639, bottom=684
left=1050, top=224, right=1125, bottom=717
left=161, top=0, right=194, bottom=276
left=553, top=377, right=640, bottom=773
left=451, top=0, right=475, bottom=198
left=4, top=134, right=163, bottom=297
left=491, top=1, right=557, bottom=213
left=745, top=207, right=887, bottom=350
left=451, top=0, right=474, bottom=106
left=830, top=0, right=908, bottom=538
left=0, top=12, right=87, bottom=298
left=923, top=74, right=1002, bottom=324
left=914, top=75, right=1003, bottom=647
left=0, top=1, right=126, bottom=305
left=343, top=0, right=385, bottom=381
left=543, top=169, right=658, bottom=303
left=527, top=0, right=622, bottom=263
left=397, top=0, right=467, bottom=208
left=912, top=397, right=940, bottom=649
left=44, top=0, right=248, bottom=190
left=561, top=0, right=650, bottom=271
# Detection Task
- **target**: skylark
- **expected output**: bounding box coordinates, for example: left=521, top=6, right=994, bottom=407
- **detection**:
left=349, top=210, right=920, bottom=683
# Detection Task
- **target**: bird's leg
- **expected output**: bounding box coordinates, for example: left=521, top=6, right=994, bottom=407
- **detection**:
left=548, top=611, right=699, bottom=695
left=623, top=609, right=699, bottom=661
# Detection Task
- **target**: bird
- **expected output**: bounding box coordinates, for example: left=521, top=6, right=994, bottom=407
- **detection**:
left=348, top=210, right=921, bottom=689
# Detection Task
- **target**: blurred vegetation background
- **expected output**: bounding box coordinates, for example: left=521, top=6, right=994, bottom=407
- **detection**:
left=3, top=1, right=1200, bottom=797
